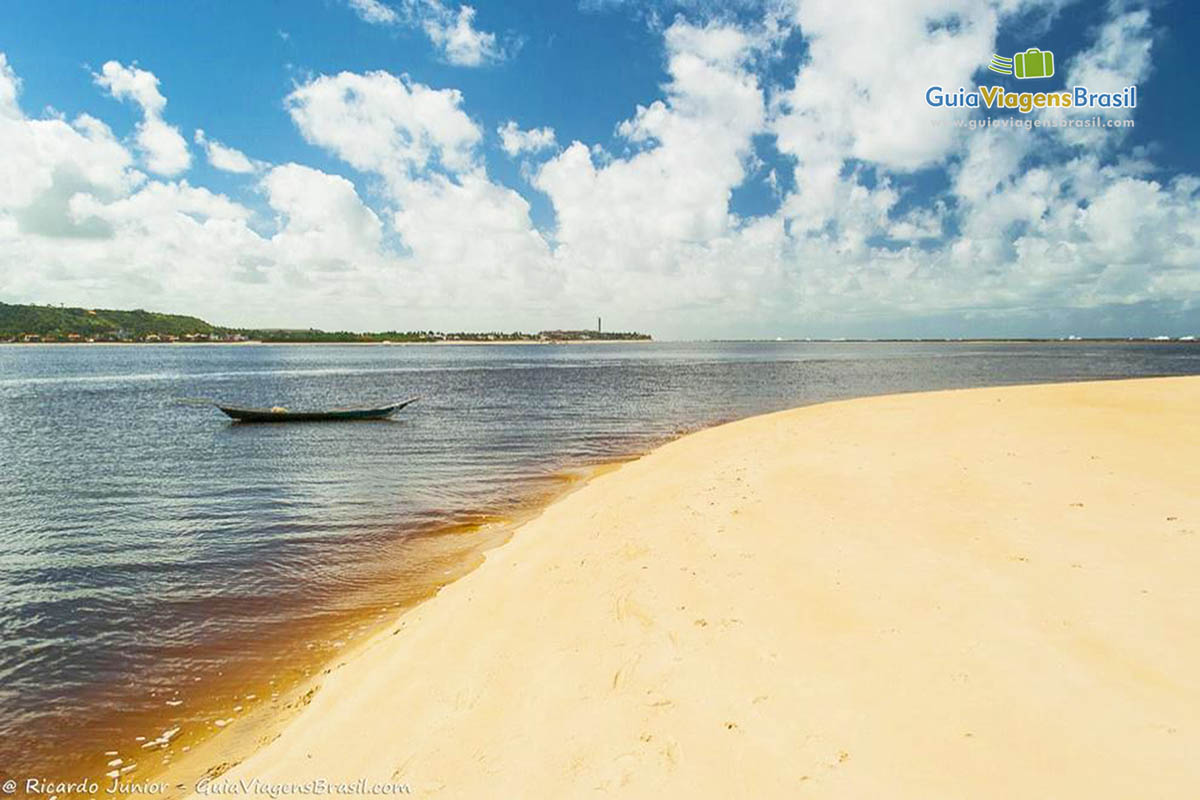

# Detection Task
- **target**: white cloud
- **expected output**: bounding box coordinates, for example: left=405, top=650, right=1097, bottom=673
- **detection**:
left=94, top=61, right=190, bottom=176
left=420, top=4, right=501, bottom=66
left=0, top=53, right=21, bottom=119
left=286, top=70, right=481, bottom=187
left=535, top=21, right=765, bottom=272
left=263, top=163, right=381, bottom=245
left=0, top=54, right=407, bottom=328
left=772, top=0, right=997, bottom=175
left=194, top=129, right=258, bottom=174
left=94, top=60, right=167, bottom=114
left=285, top=68, right=552, bottom=305
left=262, top=163, right=386, bottom=276
left=497, top=120, right=556, bottom=156
left=388, top=176, right=558, bottom=315
left=344, top=0, right=507, bottom=66
left=71, top=180, right=250, bottom=227
left=1068, top=7, right=1153, bottom=90
left=1049, top=7, right=1153, bottom=148
left=346, top=0, right=399, bottom=25
left=0, top=68, right=140, bottom=238
left=134, top=116, right=191, bottom=175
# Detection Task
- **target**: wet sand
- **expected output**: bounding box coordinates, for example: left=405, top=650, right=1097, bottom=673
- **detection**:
left=182, top=377, right=1199, bottom=798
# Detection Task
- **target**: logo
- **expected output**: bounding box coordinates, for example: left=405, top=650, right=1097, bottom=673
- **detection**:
left=925, top=43, right=1137, bottom=116
left=988, top=48, right=1055, bottom=79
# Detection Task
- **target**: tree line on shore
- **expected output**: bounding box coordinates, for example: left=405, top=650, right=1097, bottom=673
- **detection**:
left=0, top=302, right=651, bottom=343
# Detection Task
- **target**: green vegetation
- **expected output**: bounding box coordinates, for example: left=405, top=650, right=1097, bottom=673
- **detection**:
left=0, top=302, right=215, bottom=340
left=0, top=302, right=652, bottom=343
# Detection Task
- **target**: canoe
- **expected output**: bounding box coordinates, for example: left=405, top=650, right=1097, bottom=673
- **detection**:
left=217, top=397, right=419, bottom=423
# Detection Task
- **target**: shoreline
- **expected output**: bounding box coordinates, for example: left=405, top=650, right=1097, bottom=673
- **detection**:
left=0, top=339, right=654, bottom=348
left=16, top=465, right=626, bottom=795
left=158, top=376, right=1199, bottom=798
left=134, top=462, right=632, bottom=798
left=3, top=338, right=1198, bottom=348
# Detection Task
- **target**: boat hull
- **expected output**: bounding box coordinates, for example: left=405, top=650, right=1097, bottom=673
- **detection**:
left=217, top=398, right=418, bottom=423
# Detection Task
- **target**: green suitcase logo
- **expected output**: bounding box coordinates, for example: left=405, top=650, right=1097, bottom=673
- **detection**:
left=1014, top=48, right=1054, bottom=79
left=988, top=48, right=1055, bottom=79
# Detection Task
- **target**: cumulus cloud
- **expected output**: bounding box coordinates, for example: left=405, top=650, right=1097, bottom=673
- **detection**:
left=94, top=61, right=190, bottom=176
left=535, top=21, right=765, bottom=273
left=0, top=64, right=139, bottom=239
left=346, top=0, right=399, bottom=25
left=1068, top=6, right=1154, bottom=90
left=420, top=3, right=502, bottom=66
left=264, top=164, right=381, bottom=245
left=70, top=180, right=250, bottom=228
left=285, top=67, right=552, bottom=304
left=286, top=70, right=481, bottom=185
left=1050, top=6, right=1153, bottom=147
left=0, top=53, right=21, bottom=119
left=0, top=54, right=405, bottom=328
left=262, top=163, right=386, bottom=275
left=497, top=121, right=556, bottom=156
left=93, top=60, right=167, bottom=114
left=194, top=129, right=259, bottom=174
left=772, top=0, right=996, bottom=174
left=344, top=0, right=507, bottom=66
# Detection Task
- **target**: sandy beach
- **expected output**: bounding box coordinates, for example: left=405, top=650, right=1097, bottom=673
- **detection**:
left=181, top=377, right=1200, bottom=798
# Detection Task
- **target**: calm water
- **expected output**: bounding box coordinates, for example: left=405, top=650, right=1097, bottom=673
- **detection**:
left=2, top=341, right=1198, bottom=776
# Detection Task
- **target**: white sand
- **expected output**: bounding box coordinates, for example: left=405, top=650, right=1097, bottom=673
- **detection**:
left=193, top=377, right=1200, bottom=798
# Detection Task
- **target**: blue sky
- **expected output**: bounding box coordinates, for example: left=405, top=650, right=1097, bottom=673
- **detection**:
left=1, top=0, right=1197, bottom=338
left=3, top=1, right=679, bottom=231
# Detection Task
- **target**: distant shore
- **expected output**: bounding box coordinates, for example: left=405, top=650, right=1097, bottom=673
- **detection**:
left=152, top=376, right=1200, bottom=798
left=3, top=337, right=1198, bottom=347
left=0, top=338, right=655, bottom=347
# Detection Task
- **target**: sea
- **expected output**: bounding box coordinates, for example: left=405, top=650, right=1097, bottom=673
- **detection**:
left=1, top=340, right=1198, bottom=781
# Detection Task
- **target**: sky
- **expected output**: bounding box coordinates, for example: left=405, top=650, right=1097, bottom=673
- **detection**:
left=0, top=0, right=1197, bottom=339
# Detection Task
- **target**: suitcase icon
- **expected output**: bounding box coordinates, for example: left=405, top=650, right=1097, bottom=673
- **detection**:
left=1014, top=48, right=1054, bottom=79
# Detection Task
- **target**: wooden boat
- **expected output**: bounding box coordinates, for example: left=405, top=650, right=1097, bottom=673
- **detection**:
left=216, top=397, right=419, bottom=423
